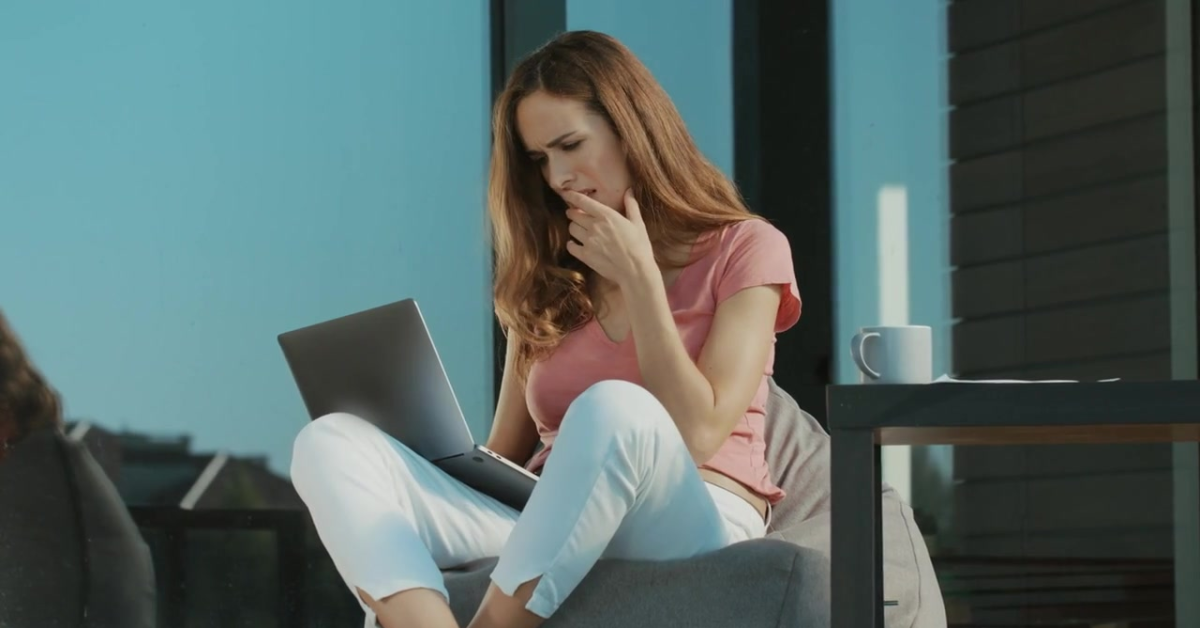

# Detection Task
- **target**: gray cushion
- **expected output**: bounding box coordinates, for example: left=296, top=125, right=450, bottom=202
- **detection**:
left=0, top=427, right=157, bottom=628
left=445, top=540, right=829, bottom=627
left=762, top=379, right=946, bottom=628
left=440, top=378, right=946, bottom=627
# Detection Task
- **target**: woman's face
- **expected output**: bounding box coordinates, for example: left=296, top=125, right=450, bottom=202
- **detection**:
left=516, top=91, right=632, bottom=213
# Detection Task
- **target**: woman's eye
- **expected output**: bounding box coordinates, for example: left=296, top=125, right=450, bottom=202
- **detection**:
left=562, top=141, right=581, bottom=151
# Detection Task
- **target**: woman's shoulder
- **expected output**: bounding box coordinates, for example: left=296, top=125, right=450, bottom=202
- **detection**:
left=726, top=216, right=786, bottom=239
left=697, top=217, right=790, bottom=261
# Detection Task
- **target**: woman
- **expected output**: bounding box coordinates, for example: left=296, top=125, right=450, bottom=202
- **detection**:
left=292, top=30, right=802, bottom=628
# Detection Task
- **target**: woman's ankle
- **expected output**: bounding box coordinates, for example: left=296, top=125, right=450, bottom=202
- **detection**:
left=360, top=586, right=459, bottom=628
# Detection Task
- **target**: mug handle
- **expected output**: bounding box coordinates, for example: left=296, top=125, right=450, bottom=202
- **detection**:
left=851, top=332, right=882, bottom=380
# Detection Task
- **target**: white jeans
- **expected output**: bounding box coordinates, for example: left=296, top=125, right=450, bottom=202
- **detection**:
left=291, top=380, right=768, bottom=627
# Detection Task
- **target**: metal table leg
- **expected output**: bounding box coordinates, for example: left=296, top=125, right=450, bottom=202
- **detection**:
left=832, top=427, right=883, bottom=627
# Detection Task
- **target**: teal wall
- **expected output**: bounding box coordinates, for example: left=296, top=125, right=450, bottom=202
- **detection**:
left=1, top=1, right=494, bottom=475
left=566, top=0, right=734, bottom=177
left=830, top=0, right=952, bottom=503
left=831, top=0, right=951, bottom=382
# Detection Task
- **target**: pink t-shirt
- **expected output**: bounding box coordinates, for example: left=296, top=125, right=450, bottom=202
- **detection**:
left=523, top=218, right=802, bottom=505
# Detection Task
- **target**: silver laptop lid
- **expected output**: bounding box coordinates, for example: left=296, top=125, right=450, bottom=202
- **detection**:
left=277, top=299, right=475, bottom=462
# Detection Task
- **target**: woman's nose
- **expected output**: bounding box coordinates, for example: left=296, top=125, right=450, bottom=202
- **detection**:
left=547, top=158, right=574, bottom=191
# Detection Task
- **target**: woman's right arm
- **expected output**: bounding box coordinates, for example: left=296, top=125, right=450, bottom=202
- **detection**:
left=484, top=331, right=540, bottom=466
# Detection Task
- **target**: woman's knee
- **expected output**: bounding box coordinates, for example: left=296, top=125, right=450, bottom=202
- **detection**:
left=291, top=412, right=377, bottom=481
left=561, top=380, right=672, bottom=438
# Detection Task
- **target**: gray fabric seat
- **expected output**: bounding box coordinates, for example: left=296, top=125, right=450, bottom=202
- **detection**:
left=444, top=539, right=827, bottom=627
left=0, top=427, right=157, bottom=628
left=439, top=379, right=946, bottom=627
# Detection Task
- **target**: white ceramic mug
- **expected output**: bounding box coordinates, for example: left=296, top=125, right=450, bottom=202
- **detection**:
left=850, top=325, right=932, bottom=384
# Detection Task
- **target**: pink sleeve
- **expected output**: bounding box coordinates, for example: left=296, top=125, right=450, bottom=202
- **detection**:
left=715, top=219, right=802, bottom=333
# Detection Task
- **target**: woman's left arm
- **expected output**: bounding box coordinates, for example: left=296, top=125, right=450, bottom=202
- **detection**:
left=622, top=270, right=782, bottom=463
left=561, top=188, right=788, bottom=463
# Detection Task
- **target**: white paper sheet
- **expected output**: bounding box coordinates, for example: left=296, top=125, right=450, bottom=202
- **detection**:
left=932, top=375, right=1121, bottom=384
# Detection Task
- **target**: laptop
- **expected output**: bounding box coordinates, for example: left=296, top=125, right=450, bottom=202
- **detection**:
left=277, top=298, right=538, bottom=511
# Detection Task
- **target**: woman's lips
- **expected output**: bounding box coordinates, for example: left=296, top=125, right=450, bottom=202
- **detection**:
left=563, top=189, right=597, bottom=205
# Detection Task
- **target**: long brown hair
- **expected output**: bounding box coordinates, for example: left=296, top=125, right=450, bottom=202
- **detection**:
left=489, top=30, right=756, bottom=379
left=0, top=310, right=63, bottom=458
